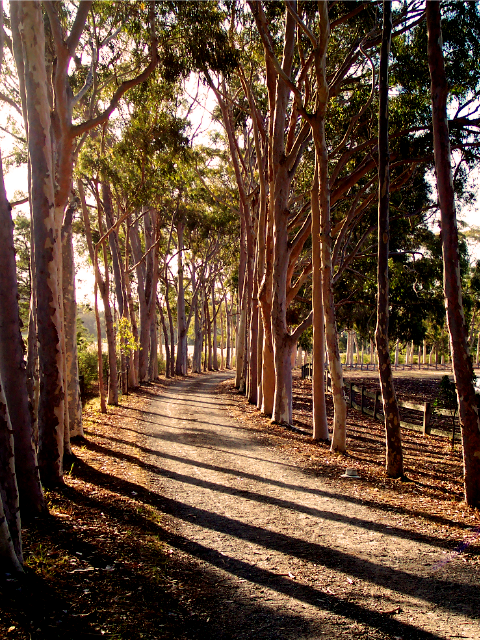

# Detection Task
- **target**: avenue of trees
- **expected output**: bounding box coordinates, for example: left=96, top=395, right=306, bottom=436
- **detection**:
left=1, top=0, right=480, bottom=572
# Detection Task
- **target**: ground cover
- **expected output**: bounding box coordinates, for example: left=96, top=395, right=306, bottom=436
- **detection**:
left=0, top=382, right=214, bottom=640
left=220, top=371, right=480, bottom=540
left=0, top=371, right=478, bottom=640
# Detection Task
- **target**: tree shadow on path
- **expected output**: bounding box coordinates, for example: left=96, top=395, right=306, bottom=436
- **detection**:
left=69, top=452, right=471, bottom=640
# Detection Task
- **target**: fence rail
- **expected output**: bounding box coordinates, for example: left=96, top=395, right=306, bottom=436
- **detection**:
left=337, top=374, right=459, bottom=440
left=300, top=364, right=459, bottom=442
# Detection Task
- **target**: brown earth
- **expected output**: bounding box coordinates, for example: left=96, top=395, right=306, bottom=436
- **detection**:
left=1, top=371, right=479, bottom=640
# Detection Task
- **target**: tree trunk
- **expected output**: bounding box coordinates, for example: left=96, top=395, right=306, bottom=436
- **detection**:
left=235, top=283, right=247, bottom=388
left=102, top=182, right=126, bottom=318
left=98, top=212, right=118, bottom=405
left=272, top=335, right=293, bottom=424
left=376, top=0, right=404, bottom=479
left=256, top=307, right=264, bottom=406
left=193, top=290, right=203, bottom=374
left=311, top=163, right=329, bottom=441
left=0, top=382, right=22, bottom=565
left=124, top=225, right=139, bottom=388
left=0, top=383, right=23, bottom=573
left=212, top=282, right=219, bottom=371
left=247, top=273, right=258, bottom=404
left=427, top=0, right=480, bottom=507
left=79, top=181, right=107, bottom=412
left=148, top=319, right=158, bottom=380
left=158, top=300, right=171, bottom=378
left=26, top=290, right=39, bottom=441
left=145, top=211, right=159, bottom=379
left=175, top=219, right=187, bottom=375
left=203, top=295, right=208, bottom=371
left=15, top=0, right=65, bottom=486
left=191, top=267, right=202, bottom=374
left=220, top=303, right=225, bottom=370
left=206, top=294, right=213, bottom=371
left=225, top=294, right=231, bottom=369
left=270, top=164, right=294, bottom=424
left=0, top=151, right=46, bottom=516
left=308, top=3, right=347, bottom=450
left=258, top=200, right=275, bottom=415
left=309, top=122, right=347, bottom=449
left=131, top=217, right=151, bottom=382
left=62, top=204, right=83, bottom=439
left=162, top=273, right=176, bottom=378
left=260, top=301, right=275, bottom=415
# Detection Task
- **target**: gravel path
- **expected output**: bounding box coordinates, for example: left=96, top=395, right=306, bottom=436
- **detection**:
left=140, top=372, right=480, bottom=640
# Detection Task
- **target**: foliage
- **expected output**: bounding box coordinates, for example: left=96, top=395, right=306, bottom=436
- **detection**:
left=298, top=326, right=313, bottom=353
left=435, top=375, right=458, bottom=411
left=13, top=213, right=31, bottom=328
left=77, top=317, right=108, bottom=390
left=115, top=317, right=140, bottom=359
left=77, top=345, right=100, bottom=390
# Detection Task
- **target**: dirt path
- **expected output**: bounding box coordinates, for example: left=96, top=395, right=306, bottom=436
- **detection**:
left=139, top=372, right=480, bottom=640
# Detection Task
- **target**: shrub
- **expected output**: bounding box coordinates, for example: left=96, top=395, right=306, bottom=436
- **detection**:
left=78, top=346, right=98, bottom=389
left=77, top=343, right=109, bottom=392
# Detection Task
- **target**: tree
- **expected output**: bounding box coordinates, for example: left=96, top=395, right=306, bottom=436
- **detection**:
left=0, top=0, right=45, bottom=571
left=11, top=0, right=66, bottom=486
left=375, top=1, right=404, bottom=478
left=427, top=1, right=480, bottom=507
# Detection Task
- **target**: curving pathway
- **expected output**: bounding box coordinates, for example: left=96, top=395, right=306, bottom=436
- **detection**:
left=140, top=372, right=480, bottom=640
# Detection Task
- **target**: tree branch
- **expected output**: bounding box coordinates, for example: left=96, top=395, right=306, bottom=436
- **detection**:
left=71, top=45, right=158, bottom=139
left=285, top=1, right=317, bottom=47
left=290, top=310, right=313, bottom=343
left=67, top=1, right=93, bottom=55
left=0, top=91, right=22, bottom=115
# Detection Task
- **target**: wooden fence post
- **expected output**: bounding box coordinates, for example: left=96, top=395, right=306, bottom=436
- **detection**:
left=423, top=402, right=432, bottom=435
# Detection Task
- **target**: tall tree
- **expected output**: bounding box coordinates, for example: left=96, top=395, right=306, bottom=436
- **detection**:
left=427, top=1, right=480, bottom=507
left=11, top=0, right=66, bottom=485
left=0, top=2, right=45, bottom=571
left=376, top=1, right=404, bottom=478
left=0, top=128, right=45, bottom=516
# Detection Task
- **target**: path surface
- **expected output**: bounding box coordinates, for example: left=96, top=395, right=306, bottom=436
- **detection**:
left=140, top=372, right=480, bottom=640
